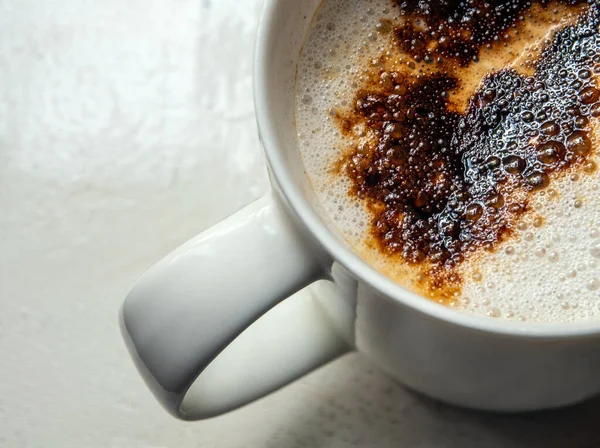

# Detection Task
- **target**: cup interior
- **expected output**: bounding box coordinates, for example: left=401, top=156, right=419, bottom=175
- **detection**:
left=254, top=0, right=600, bottom=337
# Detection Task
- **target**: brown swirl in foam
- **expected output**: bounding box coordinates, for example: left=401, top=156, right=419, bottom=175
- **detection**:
left=335, top=1, right=600, bottom=302
left=392, top=0, right=590, bottom=66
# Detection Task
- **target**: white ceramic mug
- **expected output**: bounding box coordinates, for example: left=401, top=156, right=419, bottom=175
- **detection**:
left=120, top=0, right=600, bottom=421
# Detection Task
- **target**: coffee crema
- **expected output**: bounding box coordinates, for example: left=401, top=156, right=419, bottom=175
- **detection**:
left=296, top=0, right=600, bottom=322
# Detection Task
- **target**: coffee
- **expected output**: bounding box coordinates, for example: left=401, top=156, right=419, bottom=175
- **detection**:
left=296, top=0, right=600, bottom=322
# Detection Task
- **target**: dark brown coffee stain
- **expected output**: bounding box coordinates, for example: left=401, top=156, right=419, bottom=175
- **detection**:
left=393, top=0, right=589, bottom=66
left=382, top=2, right=587, bottom=116
left=335, top=1, right=600, bottom=302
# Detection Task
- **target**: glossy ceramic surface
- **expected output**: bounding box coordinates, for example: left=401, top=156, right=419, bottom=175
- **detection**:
left=121, top=0, right=600, bottom=420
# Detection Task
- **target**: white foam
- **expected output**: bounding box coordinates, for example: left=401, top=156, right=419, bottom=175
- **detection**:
left=295, top=0, right=600, bottom=323
left=295, top=0, right=391, bottom=246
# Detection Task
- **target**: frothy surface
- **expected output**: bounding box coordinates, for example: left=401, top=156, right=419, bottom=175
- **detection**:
left=295, top=0, right=600, bottom=323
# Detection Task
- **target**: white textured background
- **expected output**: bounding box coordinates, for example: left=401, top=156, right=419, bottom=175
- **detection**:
left=1, top=1, right=600, bottom=446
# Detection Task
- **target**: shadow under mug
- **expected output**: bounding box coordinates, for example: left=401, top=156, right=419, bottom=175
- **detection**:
left=120, top=0, right=600, bottom=420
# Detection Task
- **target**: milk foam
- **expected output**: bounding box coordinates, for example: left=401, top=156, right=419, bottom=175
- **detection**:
left=295, top=0, right=600, bottom=323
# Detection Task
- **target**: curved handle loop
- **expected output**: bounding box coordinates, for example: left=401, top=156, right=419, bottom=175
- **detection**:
left=120, top=193, right=351, bottom=420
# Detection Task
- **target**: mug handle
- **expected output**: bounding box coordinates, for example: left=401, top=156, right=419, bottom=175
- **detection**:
left=120, top=193, right=352, bottom=420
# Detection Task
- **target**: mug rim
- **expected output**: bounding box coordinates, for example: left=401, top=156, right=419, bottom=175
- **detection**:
left=253, top=0, right=600, bottom=339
